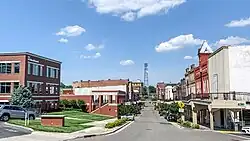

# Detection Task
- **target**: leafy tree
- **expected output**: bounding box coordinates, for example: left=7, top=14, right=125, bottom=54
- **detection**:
left=10, top=86, right=34, bottom=108
left=60, top=82, right=73, bottom=89
left=148, top=85, right=156, bottom=93
left=65, top=85, right=73, bottom=88
left=60, top=82, right=66, bottom=88
left=142, top=86, right=148, bottom=96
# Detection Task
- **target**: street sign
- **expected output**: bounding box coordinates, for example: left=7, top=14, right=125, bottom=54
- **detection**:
left=179, top=108, right=184, bottom=113
left=178, top=102, right=185, bottom=108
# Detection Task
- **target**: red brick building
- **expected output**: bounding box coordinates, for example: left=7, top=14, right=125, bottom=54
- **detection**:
left=156, top=82, right=165, bottom=100
left=0, top=52, right=61, bottom=111
left=61, top=79, right=133, bottom=117
left=194, top=42, right=213, bottom=98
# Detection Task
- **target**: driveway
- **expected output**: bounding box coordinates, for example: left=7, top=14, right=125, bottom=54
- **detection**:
left=0, top=122, right=31, bottom=139
left=71, top=102, right=248, bottom=141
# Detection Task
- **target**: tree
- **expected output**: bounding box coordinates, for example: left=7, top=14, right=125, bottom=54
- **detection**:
left=142, top=86, right=147, bottom=96
left=10, top=86, right=34, bottom=108
left=60, top=82, right=73, bottom=89
left=60, top=82, right=66, bottom=88
left=65, top=85, right=73, bottom=88
left=148, top=85, right=156, bottom=93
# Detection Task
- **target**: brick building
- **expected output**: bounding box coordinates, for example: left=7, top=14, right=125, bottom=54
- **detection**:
left=61, top=79, right=137, bottom=117
left=0, top=52, right=61, bottom=111
left=194, top=41, right=213, bottom=98
left=156, top=82, right=165, bottom=100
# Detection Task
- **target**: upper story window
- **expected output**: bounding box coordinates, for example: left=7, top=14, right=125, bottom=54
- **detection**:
left=32, top=64, right=39, bottom=76
left=28, top=63, right=31, bottom=74
left=0, top=63, right=11, bottom=74
left=14, top=63, right=20, bottom=73
left=39, top=66, right=43, bottom=76
left=46, top=66, right=59, bottom=79
left=28, top=62, right=43, bottom=76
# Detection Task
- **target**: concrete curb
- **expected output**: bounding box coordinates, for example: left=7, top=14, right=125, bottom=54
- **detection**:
left=214, top=130, right=241, bottom=134
left=168, top=122, right=183, bottom=129
left=4, top=122, right=34, bottom=132
left=169, top=122, right=211, bottom=131
left=64, top=121, right=134, bottom=141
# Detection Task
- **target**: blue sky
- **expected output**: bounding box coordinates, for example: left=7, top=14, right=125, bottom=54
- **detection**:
left=1, top=0, right=250, bottom=85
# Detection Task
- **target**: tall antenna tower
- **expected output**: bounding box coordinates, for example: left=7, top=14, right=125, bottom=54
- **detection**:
left=144, top=63, right=149, bottom=96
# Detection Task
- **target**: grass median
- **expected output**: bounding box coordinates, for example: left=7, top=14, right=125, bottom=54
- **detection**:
left=8, top=110, right=112, bottom=133
left=47, top=110, right=112, bottom=121
left=8, top=118, right=93, bottom=133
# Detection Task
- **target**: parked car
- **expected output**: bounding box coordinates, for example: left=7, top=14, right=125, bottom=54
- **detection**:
left=165, top=113, right=177, bottom=122
left=0, top=105, right=36, bottom=122
left=121, top=114, right=135, bottom=121
left=242, top=126, right=250, bottom=134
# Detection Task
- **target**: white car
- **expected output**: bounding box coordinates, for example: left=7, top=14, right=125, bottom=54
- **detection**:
left=121, top=115, right=135, bottom=121
left=242, top=126, right=250, bottom=134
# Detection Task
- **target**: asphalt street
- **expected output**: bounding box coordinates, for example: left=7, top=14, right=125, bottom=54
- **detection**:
left=72, top=102, right=250, bottom=141
left=0, top=122, right=31, bottom=139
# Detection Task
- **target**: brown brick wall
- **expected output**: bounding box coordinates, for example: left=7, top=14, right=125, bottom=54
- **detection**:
left=41, top=117, right=65, bottom=127
left=0, top=55, right=26, bottom=85
left=92, top=104, right=118, bottom=117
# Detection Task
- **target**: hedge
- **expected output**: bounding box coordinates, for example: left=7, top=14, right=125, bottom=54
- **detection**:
left=105, top=118, right=128, bottom=129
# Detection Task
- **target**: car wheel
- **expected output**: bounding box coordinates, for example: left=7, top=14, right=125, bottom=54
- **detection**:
left=29, top=115, right=35, bottom=120
left=1, top=114, right=10, bottom=122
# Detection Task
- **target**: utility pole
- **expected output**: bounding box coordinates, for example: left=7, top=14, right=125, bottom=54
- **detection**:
left=144, top=63, right=149, bottom=97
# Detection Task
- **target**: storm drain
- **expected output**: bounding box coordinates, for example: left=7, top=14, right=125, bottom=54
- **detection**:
left=146, top=128, right=152, bottom=131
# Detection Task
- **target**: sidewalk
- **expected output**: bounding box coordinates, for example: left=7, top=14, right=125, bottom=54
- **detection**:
left=0, top=118, right=132, bottom=141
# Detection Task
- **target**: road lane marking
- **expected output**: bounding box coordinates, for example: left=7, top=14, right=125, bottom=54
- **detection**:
left=4, top=128, right=18, bottom=133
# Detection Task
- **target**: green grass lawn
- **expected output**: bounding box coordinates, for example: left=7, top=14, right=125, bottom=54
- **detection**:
left=47, top=110, right=112, bottom=121
left=8, top=119, right=93, bottom=133
left=8, top=110, right=112, bottom=133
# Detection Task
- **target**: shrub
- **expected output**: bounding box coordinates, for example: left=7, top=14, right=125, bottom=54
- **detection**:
left=105, top=119, right=128, bottom=129
left=69, top=100, right=78, bottom=108
left=77, top=100, right=87, bottom=112
left=105, top=122, right=116, bottom=128
left=192, top=124, right=200, bottom=129
left=177, top=118, right=183, bottom=124
left=60, top=99, right=70, bottom=108
left=182, top=121, right=192, bottom=128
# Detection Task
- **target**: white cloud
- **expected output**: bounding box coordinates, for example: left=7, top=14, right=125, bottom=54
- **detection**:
left=121, top=12, right=136, bottom=21
left=85, top=44, right=104, bottom=51
left=87, top=0, right=186, bottom=21
left=225, top=17, right=250, bottom=27
left=213, top=36, right=250, bottom=47
left=80, top=52, right=101, bottom=59
left=155, top=34, right=203, bottom=52
left=56, top=25, right=86, bottom=37
left=184, top=56, right=193, bottom=60
left=120, top=60, right=135, bottom=66
left=58, top=38, right=68, bottom=43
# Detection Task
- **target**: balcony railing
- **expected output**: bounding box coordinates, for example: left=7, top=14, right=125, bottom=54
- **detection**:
left=183, top=92, right=250, bottom=102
